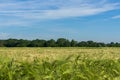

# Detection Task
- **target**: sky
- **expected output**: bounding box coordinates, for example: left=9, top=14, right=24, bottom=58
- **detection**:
left=0, top=0, right=120, bottom=42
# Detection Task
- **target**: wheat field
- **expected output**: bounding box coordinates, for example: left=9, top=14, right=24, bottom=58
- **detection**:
left=0, top=47, right=120, bottom=80
left=0, top=47, right=120, bottom=61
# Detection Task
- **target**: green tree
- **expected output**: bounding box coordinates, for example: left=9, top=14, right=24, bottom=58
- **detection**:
left=28, top=39, right=46, bottom=47
left=71, top=39, right=78, bottom=47
left=16, top=39, right=30, bottom=47
left=45, top=39, right=56, bottom=47
left=0, top=40, right=5, bottom=47
left=78, top=41, right=87, bottom=47
left=5, top=39, right=18, bottom=47
left=56, top=38, right=70, bottom=47
left=64, top=40, right=71, bottom=47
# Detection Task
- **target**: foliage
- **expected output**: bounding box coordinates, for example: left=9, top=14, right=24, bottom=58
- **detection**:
left=0, top=47, right=120, bottom=80
left=0, top=38, right=120, bottom=47
left=0, top=56, right=120, bottom=80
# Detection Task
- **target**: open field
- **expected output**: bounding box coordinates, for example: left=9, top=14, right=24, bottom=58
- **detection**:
left=0, top=47, right=120, bottom=62
left=0, top=47, right=120, bottom=80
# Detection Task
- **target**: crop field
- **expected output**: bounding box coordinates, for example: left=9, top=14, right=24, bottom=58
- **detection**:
left=0, top=47, right=120, bottom=80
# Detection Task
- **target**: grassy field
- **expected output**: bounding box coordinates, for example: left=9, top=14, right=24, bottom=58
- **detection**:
left=0, top=47, right=120, bottom=80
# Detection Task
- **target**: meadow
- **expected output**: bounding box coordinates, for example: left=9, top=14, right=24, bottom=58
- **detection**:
left=0, top=47, right=120, bottom=80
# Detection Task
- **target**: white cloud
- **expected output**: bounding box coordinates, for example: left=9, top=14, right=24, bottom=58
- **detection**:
left=0, top=0, right=119, bottom=19
left=112, top=15, right=120, bottom=19
left=0, top=32, right=10, bottom=39
left=0, top=0, right=119, bottom=27
left=0, top=19, right=29, bottom=27
left=39, top=4, right=118, bottom=19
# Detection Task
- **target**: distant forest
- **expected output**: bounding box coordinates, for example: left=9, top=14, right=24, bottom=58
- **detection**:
left=0, top=38, right=120, bottom=47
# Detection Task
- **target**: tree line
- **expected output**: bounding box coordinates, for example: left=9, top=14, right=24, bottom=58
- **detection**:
left=0, top=38, right=120, bottom=47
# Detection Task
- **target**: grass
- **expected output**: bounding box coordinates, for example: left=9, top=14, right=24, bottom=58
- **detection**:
left=0, top=47, right=120, bottom=80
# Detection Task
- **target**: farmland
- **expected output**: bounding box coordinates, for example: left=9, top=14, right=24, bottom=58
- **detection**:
left=0, top=47, right=120, bottom=80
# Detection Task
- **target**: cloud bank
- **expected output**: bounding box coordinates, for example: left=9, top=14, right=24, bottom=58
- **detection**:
left=112, top=15, right=120, bottom=19
left=0, top=0, right=119, bottom=19
left=0, top=0, right=120, bottom=27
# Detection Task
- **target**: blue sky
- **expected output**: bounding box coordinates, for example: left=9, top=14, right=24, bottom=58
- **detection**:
left=0, top=0, right=120, bottom=42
